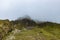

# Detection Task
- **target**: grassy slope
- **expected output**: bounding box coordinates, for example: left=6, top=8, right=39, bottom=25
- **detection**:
left=14, top=28, right=60, bottom=40
left=3, top=26, right=60, bottom=40
left=0, top=19, right=60, bottom=40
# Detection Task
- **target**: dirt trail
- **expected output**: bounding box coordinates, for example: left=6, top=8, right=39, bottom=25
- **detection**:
left=5, top=29, right=21, bottom=40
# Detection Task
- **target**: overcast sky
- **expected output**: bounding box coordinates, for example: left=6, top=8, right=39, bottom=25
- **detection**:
left=0, top=0, right=60, bottom=23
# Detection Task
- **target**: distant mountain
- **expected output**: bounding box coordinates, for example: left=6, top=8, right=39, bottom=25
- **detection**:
left=0, top=17, right=60, bottom=40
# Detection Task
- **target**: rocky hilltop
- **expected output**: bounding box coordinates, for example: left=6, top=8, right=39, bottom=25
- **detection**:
left=0, top=17, right=60, bottom=40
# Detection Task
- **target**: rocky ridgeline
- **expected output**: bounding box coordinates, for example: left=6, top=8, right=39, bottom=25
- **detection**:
left=0, top=17, right=59, bottom=40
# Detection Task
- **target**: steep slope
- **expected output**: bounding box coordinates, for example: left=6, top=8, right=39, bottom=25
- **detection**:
left=0, top=18, right=60, bottom=40
left=3, top=27, right=60, bottom=40
left=0, top=20, right=13, bottom=40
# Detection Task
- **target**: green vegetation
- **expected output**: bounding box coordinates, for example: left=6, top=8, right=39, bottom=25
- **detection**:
left=0, top=17, right=60, bottom=40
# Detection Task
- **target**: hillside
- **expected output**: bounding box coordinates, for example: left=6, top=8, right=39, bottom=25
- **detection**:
left=0, top=18, right=60, bottom=40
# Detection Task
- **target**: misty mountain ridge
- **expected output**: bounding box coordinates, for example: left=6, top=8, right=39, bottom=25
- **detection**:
left=0, top=16, right=60, bottom=40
